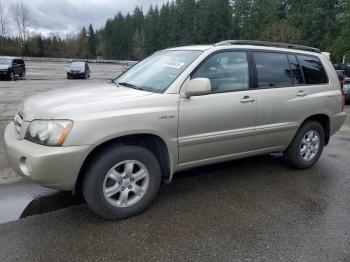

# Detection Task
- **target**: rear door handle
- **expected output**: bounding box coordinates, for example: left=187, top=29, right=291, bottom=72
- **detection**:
left=240, top=96, right=255, bottom=103
left=297, top=90, right=308, bottom=97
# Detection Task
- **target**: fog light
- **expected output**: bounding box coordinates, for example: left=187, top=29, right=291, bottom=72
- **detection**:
left=19, top=157, right=32, bottom=176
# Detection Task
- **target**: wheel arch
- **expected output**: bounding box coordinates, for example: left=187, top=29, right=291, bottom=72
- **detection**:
left=75, top=133, right=172, bottom=193
left=300, top=114, right=330, bottom=145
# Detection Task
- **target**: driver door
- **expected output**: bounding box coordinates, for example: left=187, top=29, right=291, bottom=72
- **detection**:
left=178, top=51, right=257, bottom=166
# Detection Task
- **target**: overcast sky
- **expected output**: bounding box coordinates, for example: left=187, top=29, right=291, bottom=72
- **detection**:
left=6, top=0, right=168, bottom=36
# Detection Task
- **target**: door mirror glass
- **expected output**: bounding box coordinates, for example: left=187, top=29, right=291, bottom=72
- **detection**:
left=181, top=78, right=211, bottom=98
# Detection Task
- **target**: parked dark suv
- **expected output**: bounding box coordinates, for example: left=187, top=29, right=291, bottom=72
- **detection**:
left=0, top=57, right=26, bottom=80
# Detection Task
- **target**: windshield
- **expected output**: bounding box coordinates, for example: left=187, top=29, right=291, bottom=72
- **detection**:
left=0, top=58, right=12, bottom=66
left=70, top=62, right=85, bottom=69
left=114, top=50, right=202, bottom=93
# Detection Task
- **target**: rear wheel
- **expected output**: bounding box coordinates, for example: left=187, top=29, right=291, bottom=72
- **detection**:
left=83, top=145, right=161, bottom=219
left=284, top=121, right=325, bottom=169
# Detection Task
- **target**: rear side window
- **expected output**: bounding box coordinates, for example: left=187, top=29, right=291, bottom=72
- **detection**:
left=297, top=55, right=328, bottom=85
left=253, top=52, right=293, bottom=88
left=287, top=54, right=304, bottom=85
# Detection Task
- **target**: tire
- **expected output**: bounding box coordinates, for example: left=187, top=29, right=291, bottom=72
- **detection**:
left=67, top=75, right=71, bottom=80
left=19, top=72, right=25, bottom=78
left=83, top=144, right=161, bottom=219
left=346, top=95, right=350, bottom=105
left=9, top=72, right=15, bottom=81
left=284, top=121, right=325, bottom=169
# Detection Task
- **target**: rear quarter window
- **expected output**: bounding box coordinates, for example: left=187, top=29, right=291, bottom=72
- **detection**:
left=297, top=55, right=328, bottom=85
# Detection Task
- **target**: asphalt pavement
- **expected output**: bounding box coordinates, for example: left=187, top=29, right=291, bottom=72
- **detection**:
left=0, top=61, right=349, bottom=261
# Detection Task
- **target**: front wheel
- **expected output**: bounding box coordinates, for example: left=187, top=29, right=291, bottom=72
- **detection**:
left=83, top=145, right=161, bottom=219
left=9, top=72, right=15, bottom=81
left=284, top=121, right=325, bottom=169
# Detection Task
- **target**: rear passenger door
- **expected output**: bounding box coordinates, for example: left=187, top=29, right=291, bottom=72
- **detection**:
left=253, top=51, right=329, bottom=150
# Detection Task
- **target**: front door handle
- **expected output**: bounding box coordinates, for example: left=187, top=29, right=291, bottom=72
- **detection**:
left=240, top=96, right=255, bottom=103
left=297, top=90, right=308, bottom=97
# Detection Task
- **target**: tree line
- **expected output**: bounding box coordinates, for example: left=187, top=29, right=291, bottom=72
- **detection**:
left=0, top=0, right=349, bottom=62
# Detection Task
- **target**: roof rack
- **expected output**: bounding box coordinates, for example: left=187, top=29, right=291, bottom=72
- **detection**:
left=214, top=40, right=321, bottom=53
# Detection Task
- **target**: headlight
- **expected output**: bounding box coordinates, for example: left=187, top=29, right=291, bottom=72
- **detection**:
left=25, top=120, right=73, bottom=146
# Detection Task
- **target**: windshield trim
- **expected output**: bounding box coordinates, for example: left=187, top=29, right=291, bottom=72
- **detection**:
left=113, top=50, right=203, bottom=94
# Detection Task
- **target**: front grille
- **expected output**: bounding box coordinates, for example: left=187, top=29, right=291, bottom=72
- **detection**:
left=14, top=112, right=24, bottom=136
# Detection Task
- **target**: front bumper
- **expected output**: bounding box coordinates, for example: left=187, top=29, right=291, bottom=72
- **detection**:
left=4, top=123, right=91, bottom=191
left=67, top=72, right=85, bottom=78
left=0, top=70, right=10, bottom=78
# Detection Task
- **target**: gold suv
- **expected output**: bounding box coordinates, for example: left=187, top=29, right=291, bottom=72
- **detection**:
left=4, top=41, right=346, bottom=219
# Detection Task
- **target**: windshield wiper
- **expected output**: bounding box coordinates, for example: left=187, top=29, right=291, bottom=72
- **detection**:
left=117, top=82, right=145, bottom=91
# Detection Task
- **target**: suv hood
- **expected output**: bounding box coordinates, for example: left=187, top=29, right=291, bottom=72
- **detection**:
left=20, top=83, right=154, bottom=121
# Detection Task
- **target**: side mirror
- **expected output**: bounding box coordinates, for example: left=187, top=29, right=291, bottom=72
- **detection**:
left=181, top=78, right=211, bottom=98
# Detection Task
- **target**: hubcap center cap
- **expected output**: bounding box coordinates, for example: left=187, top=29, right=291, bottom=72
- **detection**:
left=122, top=179, right=131, bottom=187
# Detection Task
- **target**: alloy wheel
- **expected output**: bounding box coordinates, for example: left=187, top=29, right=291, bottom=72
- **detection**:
left=300, top=130, right=320, bottom=161
left=102, top=160, right=150, bottom=207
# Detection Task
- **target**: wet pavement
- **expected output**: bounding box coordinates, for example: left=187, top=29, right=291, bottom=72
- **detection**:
left=0, top=182, right=82, bottom=224
left=0, top=108, right=349, bottom=261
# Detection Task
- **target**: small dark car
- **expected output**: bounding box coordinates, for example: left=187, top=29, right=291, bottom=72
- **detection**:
left=67, top=61, right=90, bottom=79
left=0, top=57, right=26, bottom=80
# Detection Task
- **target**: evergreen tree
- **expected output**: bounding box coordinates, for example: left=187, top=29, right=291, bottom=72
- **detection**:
left=0, top=0, right=348, bottom=61
left=88, top=24, right=96, bottom=58
left=36, top=35, right=44, bottom=57
left=77, top=26, right=88, bottom=58
left=132, top=29, right=145, bottom=60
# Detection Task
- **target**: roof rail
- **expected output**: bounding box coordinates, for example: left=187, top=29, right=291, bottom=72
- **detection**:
left=214, top=40, right=321, bottom=53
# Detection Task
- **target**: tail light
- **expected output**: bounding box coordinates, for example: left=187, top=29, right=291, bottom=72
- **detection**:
left=341, top=90, right=345, bottom=112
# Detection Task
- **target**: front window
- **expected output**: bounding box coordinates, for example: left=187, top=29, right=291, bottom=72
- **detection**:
left=192, top=51, right=249, bottom=93
left=114, top=50, right=202, bottom=93
left=0, top=58, right=12, bottom=66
